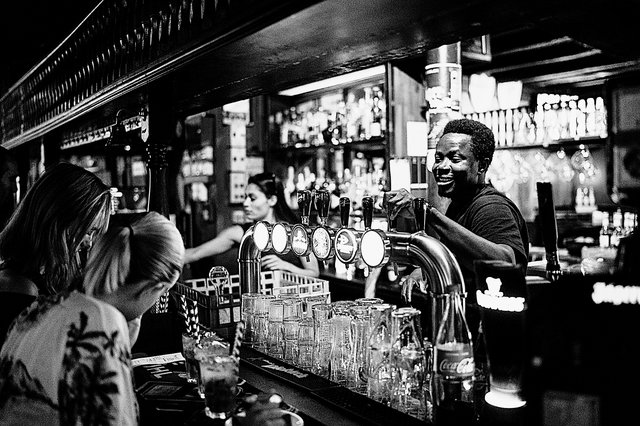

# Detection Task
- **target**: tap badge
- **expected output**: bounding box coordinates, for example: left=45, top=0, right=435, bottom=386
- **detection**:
left=312, top=228, right=332, bottom=259
left=291, top=226, right=308, bottom=256
left=335, top=229, right=357, bottom=264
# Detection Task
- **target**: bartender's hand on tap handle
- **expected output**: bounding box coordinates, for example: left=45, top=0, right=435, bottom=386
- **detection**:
left=400, top=267, right=428, bottom=304
left=385, top=188, right=415, bottom=221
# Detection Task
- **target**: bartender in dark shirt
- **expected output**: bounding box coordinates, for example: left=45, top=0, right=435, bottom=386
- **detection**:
left=383, top=118, right=529, bottom=334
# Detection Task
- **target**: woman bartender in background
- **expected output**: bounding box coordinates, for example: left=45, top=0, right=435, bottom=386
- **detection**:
left=184, top=172, right=319, bottom=278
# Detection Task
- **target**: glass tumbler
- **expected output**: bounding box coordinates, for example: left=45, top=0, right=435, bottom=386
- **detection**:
left=194, top=338, right=231, bottom=398
left=182, top=332, right=200, bottom=384
left=367, top=303, right=395, bottom=405
left=241, top=293, right=260, bottom=347
left=347, top=305, right=371, bottom=394
left=304, top=295, right=330, bottom=318
left=297, top=317, right=315, bottom=370
left=330, top=301, right=357, bottom=385
left=311, top=303, right=332, bottom=378
left=267, top=300, right=285, bottom=359
left=196, top=352, right=238, bottom=420
left=283, top=298, right=303, bottom=321
left=282, top=318, right=300, bottom=363
left=254, top=294, right=276, bottom=352
left=391, top=307, right=426, bottom=420
left=355, top=297, right=384, bottom=306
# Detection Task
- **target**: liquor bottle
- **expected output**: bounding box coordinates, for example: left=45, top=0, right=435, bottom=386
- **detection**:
left=611, top=209, right=624, bottom=248
left=433, top=287, right=475, bottom=425
left=370, top=86, right=384, bottom=138
left=599, top=212, right=611, bottom=248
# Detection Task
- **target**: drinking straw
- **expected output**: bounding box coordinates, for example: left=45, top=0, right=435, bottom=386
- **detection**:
left=230, top=320, right=245, bottom=362
left=187, top=299, right=200, bottom=336
left=178, top=294, right=188, bottom=326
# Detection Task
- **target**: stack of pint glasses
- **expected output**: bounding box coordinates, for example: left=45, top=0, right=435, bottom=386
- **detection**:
left=329, top=301, right=357, bottom=386
left=389, top=307, right=432, bottom=421
left=311, top=303, right=333, bottom=377
left=242, top=292, right=319, bottom=369
left=242, top=294, right=445, bottom=422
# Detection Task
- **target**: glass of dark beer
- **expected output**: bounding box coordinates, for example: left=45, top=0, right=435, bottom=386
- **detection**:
left=474, top=260, right=527, bottom=409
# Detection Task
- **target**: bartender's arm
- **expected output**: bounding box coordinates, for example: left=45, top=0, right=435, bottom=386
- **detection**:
left=388, top=189, right=515, bottom=271
left=427, top=207, right=516, bottom=272
left=262, top=254, right=320, bottom=278
left=183, top=225, right=244, bottom=264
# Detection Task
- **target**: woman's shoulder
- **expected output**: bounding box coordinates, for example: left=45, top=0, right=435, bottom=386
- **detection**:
left=65, top=291, right=128, bottom=326
left=0, top=268, right=39, bottom=296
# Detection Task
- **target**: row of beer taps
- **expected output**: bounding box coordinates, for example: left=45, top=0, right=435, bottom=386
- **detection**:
left=238, top=189, right=466, bottom=341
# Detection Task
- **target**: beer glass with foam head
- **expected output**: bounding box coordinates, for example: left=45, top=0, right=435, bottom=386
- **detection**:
left=474, top=260, right=528, bottom=409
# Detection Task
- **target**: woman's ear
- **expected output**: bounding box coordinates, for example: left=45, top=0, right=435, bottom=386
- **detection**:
left=137, top=281, right=168, bottom=299
left=267, top=195, right=278, bottom=207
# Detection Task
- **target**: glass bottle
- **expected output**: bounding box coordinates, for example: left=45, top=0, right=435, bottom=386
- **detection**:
left=599, top=212, right=611, bottom=249
left=433, top=288, right=475, bottom=425
left=371, top=86, right=384, bottom=138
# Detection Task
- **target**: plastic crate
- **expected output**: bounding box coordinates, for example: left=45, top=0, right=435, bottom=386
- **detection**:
left=171, top=270, right=330, bottom=332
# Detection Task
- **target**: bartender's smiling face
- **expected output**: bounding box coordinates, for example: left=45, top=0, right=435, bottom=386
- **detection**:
left=432, top=132, right=481, bottom=198
left=243, top=183, right=276, bottom=222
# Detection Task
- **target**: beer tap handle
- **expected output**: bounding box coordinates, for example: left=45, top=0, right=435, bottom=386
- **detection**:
left=383, top=191, right=398, bottom=231
left=298, top=190, right=312, bottom=225
left=362, top=196, right=376, bottom=277
left=536, top=182, right=561, bottom=281
left=362, top=196, right=373, bottom=230
left=413, top=198, right=426, bottom=232
left=339, top=197, right=351, bottom=228
left=316, top=190, right=330, bottom=226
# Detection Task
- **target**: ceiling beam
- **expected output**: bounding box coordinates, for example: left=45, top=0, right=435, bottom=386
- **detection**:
left=482, top=50, right=602, bottom=74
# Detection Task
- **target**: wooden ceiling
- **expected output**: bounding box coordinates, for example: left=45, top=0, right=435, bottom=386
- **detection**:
left=167, top=0, right=640, bottom=114
left=2, top=0, right=639, bottom=121
left=465, top=0, right=640, bottom=92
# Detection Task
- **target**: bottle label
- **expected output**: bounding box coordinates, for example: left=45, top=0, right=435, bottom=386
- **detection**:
left=436, top=344, right=474, bottom=378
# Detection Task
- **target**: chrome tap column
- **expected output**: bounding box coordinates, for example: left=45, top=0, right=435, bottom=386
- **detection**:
left=238, top=225, right=261, bottom=294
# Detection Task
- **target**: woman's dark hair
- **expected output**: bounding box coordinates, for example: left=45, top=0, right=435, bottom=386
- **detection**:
left=442, top=118, right=496, bottom=167
left=0, top=162, right=112, bottom=294
left=247, top=172, right=299, bottom=224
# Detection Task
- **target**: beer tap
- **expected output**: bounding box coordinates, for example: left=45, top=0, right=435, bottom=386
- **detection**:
left=298, top=189, right=312, bottom=226
left=270, top=192, right=305, bottom=258
left=252, top=219, right=273, bottom=253
left=383, top=191, right=399, bottom=277
left=536, top=182, right=562, bottom=281
left=238, top=191, right=466, bottom=344
left=413, top=198, right=427, bottom=232
left=360, top=196, right=391, bottom=276
left=290, top=190, right=313, bottom=262
left=311, top=189, right=335, bottom=267
left=334, top=197, right=361, bottom=266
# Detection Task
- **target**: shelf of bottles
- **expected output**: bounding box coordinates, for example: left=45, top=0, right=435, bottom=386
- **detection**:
left=283, top=152, right=387, bottom=215
left=272, top=83, right=387, bottom=149
left=0, top=0, right=306, bottom=146
left=181, top=146, right=215, bottom=182
left=60, top=114, right=146, bottom=151
left=272, top=82, right=388, bottom=214
left=464, top=94, right=608, bottom=149
left=598, top=208, right=638, bottom=250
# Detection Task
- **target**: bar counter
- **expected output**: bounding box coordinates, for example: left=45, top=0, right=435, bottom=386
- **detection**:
left=135, top=347, right=430, bottom=426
